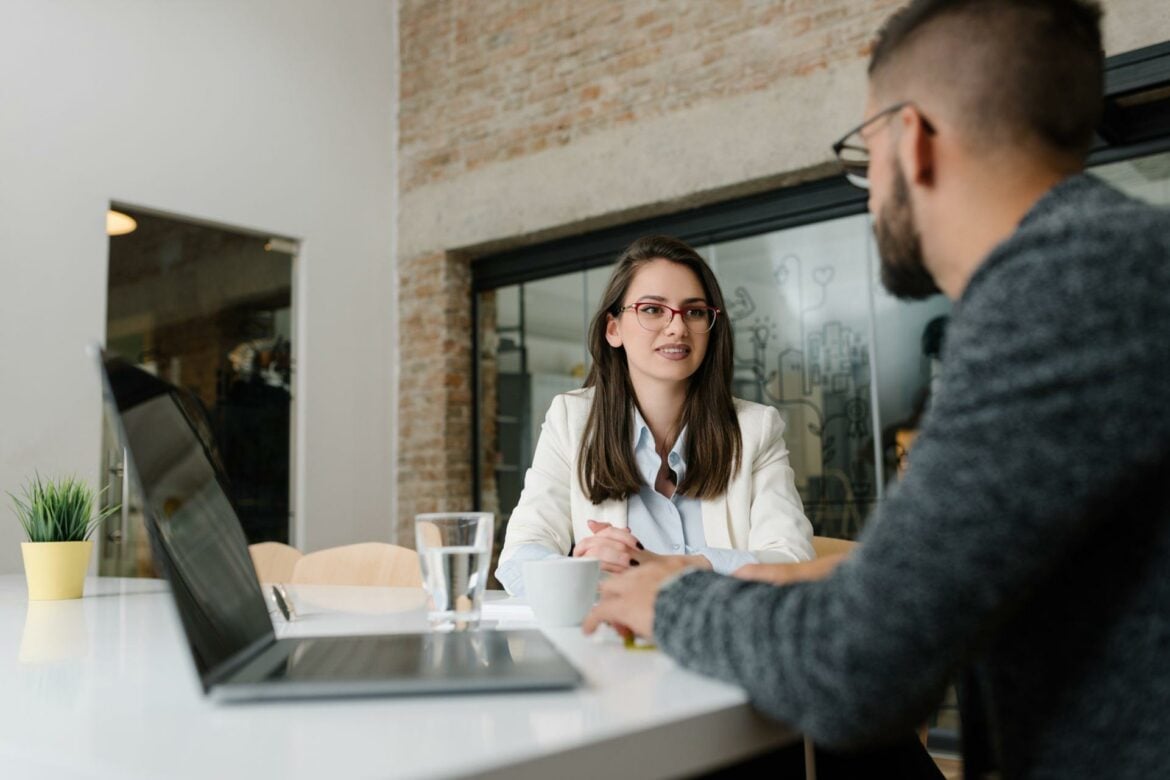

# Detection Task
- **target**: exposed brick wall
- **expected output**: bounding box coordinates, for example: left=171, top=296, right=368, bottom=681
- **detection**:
left=477, top=289, right=501, bottom=523
left=399, top=0, right=902, bottom=193
left=396, top=249, right=475, bottom=542
left=476, top=289, right=507, bottom=584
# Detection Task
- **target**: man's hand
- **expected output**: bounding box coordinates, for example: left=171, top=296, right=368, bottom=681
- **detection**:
left=581, top=558, right=692, bottom=639
left=733, top=552, right=848, bottom=585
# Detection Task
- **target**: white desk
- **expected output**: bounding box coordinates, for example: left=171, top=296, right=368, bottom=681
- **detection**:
left=0, top=576, right=797, bottom=779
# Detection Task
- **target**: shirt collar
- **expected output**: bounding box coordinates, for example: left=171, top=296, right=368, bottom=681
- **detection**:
left=632, top=406, right=689, bottom=481
left=632, top=406, right=652, bottom=450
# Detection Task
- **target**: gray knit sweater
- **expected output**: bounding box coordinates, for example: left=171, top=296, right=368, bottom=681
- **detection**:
left=654, top=175, right=1170, bottom=779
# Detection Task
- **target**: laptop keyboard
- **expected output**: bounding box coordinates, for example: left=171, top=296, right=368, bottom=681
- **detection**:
left=275, top=632, right=511, bottom=682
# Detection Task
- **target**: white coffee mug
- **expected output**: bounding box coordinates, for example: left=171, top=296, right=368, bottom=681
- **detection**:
left=522, top=558, right=601, bottom=627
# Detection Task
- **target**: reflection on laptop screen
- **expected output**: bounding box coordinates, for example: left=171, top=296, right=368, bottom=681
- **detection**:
left=101, top=357, right=273, bottom=686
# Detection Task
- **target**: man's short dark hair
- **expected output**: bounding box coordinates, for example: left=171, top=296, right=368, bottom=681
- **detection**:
left=869, top=0, right=1104, bottom=157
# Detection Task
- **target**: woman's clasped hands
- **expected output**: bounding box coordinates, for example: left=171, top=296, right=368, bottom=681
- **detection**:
left=573, top=519, right=710, bottom=574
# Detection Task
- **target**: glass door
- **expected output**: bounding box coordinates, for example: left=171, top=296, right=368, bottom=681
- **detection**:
left=100, top=205, right=297, bottom=577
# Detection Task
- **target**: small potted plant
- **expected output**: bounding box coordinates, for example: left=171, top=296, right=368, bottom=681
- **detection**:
left=10, top=475, right=118, bottom=600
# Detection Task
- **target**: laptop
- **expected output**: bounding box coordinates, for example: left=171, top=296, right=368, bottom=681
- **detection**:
left=96, top=351, right=582, bottom=702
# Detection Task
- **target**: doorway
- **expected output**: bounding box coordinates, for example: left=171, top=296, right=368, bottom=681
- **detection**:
left=101, top=205, right=297, bottom=577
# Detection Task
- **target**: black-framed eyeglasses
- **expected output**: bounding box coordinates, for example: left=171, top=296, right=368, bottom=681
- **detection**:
left=618, top=301, right=720, bottom=333
left=831, top=101, right=935, bottom=190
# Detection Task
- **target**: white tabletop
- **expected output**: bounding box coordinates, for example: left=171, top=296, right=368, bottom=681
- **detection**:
left=0, top=576, right=796, bottom=779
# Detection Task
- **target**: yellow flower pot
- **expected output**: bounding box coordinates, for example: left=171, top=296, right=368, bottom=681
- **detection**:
left=21, top=541, right=93, bottom=600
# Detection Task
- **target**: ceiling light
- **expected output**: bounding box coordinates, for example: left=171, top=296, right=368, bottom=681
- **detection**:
left=107, top=210, right=137, bottom=236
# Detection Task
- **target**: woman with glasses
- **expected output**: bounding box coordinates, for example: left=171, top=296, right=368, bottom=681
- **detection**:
left=495, top=235, right=814, bottom=595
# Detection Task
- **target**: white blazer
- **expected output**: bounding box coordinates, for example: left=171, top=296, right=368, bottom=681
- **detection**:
left=498, top=388, right=815, bottom=567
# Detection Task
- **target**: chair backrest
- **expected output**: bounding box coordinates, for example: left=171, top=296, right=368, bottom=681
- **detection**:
left=290, top=542, right=423, bottom=588
left=811, top=535, right=858, bottom=559
left=248, top=542, right=303, bottom=584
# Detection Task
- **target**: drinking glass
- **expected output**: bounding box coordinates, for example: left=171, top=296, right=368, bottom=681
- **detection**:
left=414, top=512, right=493, bottom=630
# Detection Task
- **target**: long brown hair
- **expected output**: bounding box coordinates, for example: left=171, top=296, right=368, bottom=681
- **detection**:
left=578, top=235, right=741, bottom=502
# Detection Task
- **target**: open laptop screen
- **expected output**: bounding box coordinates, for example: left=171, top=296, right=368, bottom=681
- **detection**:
left=100, top=356, right=274, bottom=687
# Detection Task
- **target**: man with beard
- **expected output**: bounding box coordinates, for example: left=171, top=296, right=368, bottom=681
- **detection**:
left=583, top=1, right=1170, bottom=778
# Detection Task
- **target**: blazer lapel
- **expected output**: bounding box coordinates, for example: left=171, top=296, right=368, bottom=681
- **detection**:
left=701, top=495, right=732, bottom=549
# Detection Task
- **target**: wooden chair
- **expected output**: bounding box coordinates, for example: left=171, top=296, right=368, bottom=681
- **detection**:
left=248, top=541, right=302, bottom=584
left=811, top=535, right=858, bottom=558
left=290, top=542, right=423, bottom=588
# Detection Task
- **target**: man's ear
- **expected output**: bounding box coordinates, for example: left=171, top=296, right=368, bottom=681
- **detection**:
left=605, top=313, right=623, bottom=348
left=898, top=105, right=935, bottom=188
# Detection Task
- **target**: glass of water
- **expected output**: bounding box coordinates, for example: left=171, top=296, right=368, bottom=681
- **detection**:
left=414, top=512, right=493, bottom=630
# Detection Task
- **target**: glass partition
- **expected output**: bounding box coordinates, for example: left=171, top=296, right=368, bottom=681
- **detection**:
left=477, top=148, right=1170, bottom=557
left=1094, top=149, right=1170, bottom=205
left=708, top=216, right=949, bottom=538
left=477, top=216, right=951, bottom=544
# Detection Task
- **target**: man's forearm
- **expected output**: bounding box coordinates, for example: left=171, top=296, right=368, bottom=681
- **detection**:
left=652, top=566, right=941, bottom=748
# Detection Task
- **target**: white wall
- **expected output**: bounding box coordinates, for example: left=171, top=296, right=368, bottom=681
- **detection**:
left=0, top=0, right=397, bottom=573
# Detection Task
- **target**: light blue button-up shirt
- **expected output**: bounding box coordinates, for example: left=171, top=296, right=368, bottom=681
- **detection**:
left=496, top=408, right=757, bottom=596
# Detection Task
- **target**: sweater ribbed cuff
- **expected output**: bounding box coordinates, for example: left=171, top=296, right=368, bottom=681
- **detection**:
left=653, top=568, right=722, bottom=648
